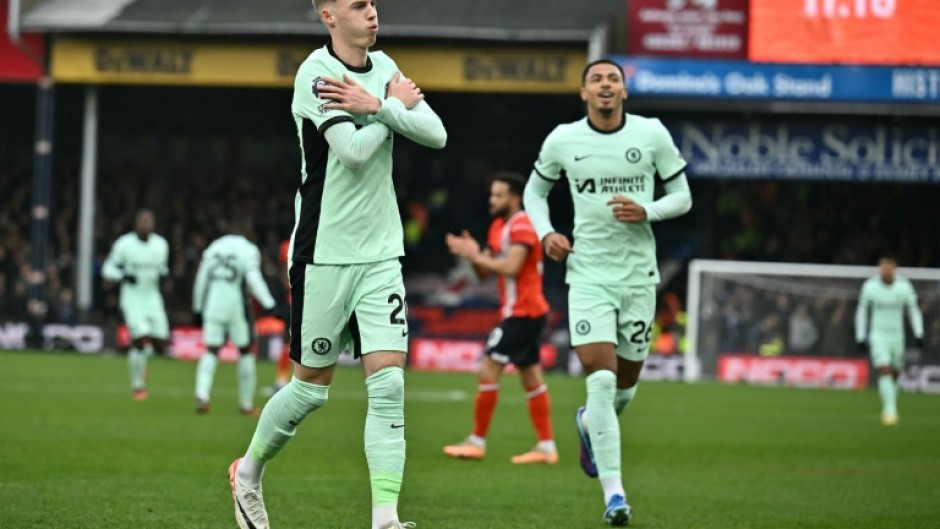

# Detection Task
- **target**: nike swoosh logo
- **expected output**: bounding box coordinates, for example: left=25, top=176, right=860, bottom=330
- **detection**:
left=236, top=497, right=259, bottom=529
left=574, top=155, right=592, bottom=161
left=402, top=329, right=409, bottom=337
left=390, top=423, right=405, bottom=429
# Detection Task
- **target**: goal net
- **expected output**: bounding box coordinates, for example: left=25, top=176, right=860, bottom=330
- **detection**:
left=685, top=260, right=940, bottom=389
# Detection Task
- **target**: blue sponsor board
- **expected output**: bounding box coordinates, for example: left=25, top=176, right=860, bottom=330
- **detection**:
left=664, top=118, right=940, bottom=182
left=611, top=56, right=940, bottom=103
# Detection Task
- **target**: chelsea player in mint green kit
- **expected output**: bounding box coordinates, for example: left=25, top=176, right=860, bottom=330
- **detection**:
left=855, top=255, right=924, bottom=426
left=524, top=59, right=692, bottom=526
left=192, top=222, right=276, bottom=416
left=228, top=1, right=446, bottom=529
left=102, top=209, right=169, bottom=401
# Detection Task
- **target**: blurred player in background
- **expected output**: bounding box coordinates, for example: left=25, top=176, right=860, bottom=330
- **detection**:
left=263, top=239, right=294, bottom=396
left=444, top=173, right=558, bottom=464
left=227, top=1, right=447, bottom=529
left=442, top=172, right=557, bottom=465
left=855, top=254, right=924, bottom=426
left=192, top=220, right=276, bottom=415
left=102, top=209, right=170, bottom=401
left=524, top=59, right=692, bottom=526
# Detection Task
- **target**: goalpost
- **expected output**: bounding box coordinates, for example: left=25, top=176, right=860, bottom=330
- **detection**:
left=685, top=260, right=940, bottom=386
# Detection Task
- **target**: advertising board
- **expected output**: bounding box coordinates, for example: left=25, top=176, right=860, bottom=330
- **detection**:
left=750, top=0, right=940, bottom=66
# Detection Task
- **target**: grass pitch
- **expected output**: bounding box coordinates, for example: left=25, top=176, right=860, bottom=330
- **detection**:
left=1, top=350, right=938, bottom=529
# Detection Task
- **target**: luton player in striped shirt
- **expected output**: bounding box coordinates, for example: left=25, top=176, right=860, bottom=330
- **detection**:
left=443, top=172, right=557, bottom=465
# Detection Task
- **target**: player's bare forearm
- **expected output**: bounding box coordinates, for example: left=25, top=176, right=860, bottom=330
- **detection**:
left=470, top=261, right=491, bottom=280
left=485, top=244, right=527, bottom=277
left=471, top=254, right=519, bottom=278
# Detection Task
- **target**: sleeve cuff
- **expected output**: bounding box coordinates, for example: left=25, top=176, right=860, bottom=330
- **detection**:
left=318, top=115, right=355, bottom=135
left=534, top=167, right=560, bottom=182
left=660, top=165, right=688, bottom=183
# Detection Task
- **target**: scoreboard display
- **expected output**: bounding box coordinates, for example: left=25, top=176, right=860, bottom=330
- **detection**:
left=749, top=0, right=940, bottom=66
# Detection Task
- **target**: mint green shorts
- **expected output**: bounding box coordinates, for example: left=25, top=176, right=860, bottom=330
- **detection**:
left=122, top=305, right=170, bottom=341
left=289, top=259, right=408, bottom=368
left=568, top=283, right=656, bottom=362
left=203, top=314, right=253, bottom=349
left=869, top=333, right=904, bottom=370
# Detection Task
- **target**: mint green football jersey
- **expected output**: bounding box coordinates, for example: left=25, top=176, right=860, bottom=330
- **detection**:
left=193, top=234, right=275, bottom=321
left=290, top=43, right=402, bottom=265
left=533, top=114, right=687, bottom=286
left=101, top=232, right=169, bottom=310
left=855, top=276, right=923, bottom=341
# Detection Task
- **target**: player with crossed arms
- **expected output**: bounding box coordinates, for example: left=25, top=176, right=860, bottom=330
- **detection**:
left=524, top=59, right=692, bottom=526
left=227, top=1, right=446, bottom=529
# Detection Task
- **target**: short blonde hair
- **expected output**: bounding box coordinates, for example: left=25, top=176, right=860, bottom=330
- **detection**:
left=312, top=0, right=334, bottom=9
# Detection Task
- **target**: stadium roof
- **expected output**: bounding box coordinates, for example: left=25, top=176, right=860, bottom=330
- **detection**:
left=20, top=0, right=624, bottom=41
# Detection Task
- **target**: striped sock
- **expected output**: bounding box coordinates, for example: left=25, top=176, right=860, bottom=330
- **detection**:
left=525, top=383, right=554, bottom=443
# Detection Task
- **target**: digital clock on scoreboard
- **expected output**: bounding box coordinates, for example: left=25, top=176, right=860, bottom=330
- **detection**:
left=803, top=0, right=896, bottom=19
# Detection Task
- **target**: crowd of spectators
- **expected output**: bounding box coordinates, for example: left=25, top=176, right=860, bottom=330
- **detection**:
left=0, top=138, right=503, bottom=326
left=697, top=275, right=940, bottom=363
left=710, top=180, right=940, bottom=268
left=0, top=155, right=293, bottom=326
left=4, top=161, right=940, bottom=330
left=3, top=88, right=940, bottom=332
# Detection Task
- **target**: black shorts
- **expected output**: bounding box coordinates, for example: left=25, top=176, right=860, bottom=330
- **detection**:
left=484, top=315, right=547, bottom=368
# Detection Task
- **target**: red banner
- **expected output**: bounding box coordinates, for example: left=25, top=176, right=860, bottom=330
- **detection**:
left=0, top=0, right=44, bottom=82
left=409, top=338, right=557, bottom=373
left=718, top=354, right=869, bottom=390
left=116, top=316, right=286, bottom=362
left=750, top=0, right=940, bottom=66
left=627, top=0, right=749, bottom=59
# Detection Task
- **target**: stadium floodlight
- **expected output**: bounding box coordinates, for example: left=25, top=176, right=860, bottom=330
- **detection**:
left=685, top=259, right=940, bottom=383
